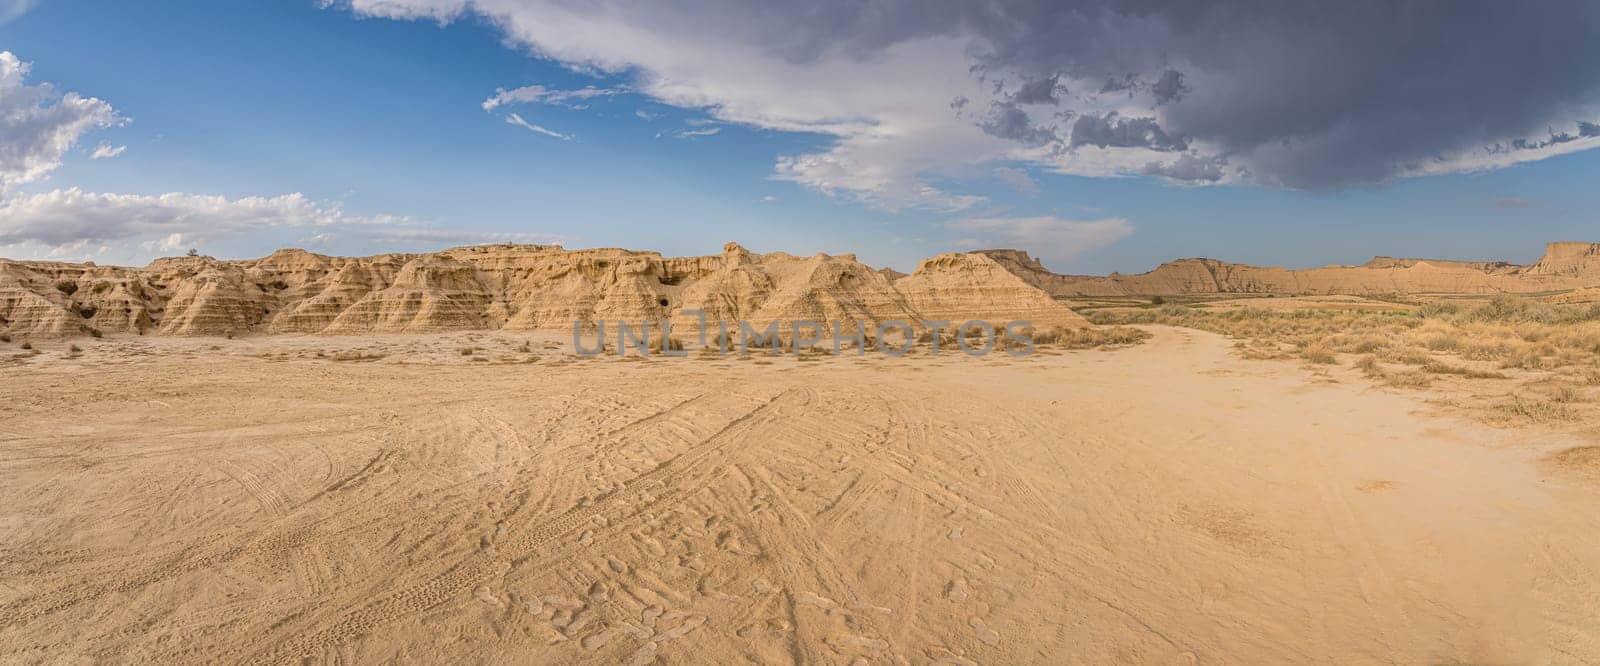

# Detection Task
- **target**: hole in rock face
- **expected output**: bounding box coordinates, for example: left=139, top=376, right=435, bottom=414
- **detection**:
left=658, top=298, right=670, bottom=307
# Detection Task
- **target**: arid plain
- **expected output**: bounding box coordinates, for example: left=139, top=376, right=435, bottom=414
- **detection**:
left=4, top=243, right=1600, bottom=663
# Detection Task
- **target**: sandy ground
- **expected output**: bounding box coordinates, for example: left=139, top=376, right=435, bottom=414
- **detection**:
left=2, top=327, right=1598, bottom=664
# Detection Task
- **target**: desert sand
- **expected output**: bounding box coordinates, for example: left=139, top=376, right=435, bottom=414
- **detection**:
left=5, top=242, right=1600, bottom=663
left=3, top=323, right=1599, bottom=663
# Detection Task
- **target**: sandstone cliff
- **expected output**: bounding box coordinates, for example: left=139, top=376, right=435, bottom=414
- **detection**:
left=0, top=243, right=1089, bottom=338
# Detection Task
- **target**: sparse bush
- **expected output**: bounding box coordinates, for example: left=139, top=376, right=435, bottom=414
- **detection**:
left=458, top=346, right=475, bottom=356
left=68, top=344, right=81, bottom=354
left=1300, top=342, right=1337, bottom=364
left=1385, top=371, right=1432, bottom=389
left=1355, top=354, right=1382, bottom=377
left=654, top=335, right=686, bottom=353
left=1420, top=332, right=1460, bottom=351
left=20, top=341, right=32, bottom=350
left=1420, top=361, right=1506, bottom=379
left=0, top=333, right=9, bottom=343
left=332, top=350, right=386, bottom=362
left=1498, top=395, right=1576, bottom=422
left=87, top=328, right=103, bottom=338
left=1039, top=326, right=1153, bottom=350
left=1549, top=383, right=1587, bottom=404
left=1149, top=295, right=1166, bottom=305
left=1418, top=301, right=1461, bottom=318
left=1467, top=295, right=1559, bottom=324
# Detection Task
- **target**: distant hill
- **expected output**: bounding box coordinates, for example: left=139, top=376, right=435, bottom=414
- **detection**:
left=976, top=242, right=1600, bottom=297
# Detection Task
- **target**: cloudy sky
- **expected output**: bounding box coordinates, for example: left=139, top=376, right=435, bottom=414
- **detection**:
left=2, top=1, right=1599, bottom=272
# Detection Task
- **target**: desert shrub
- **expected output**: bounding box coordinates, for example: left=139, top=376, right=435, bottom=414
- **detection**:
left=1149, top=295, right=1166, bottom=305
left=1467, top=295, right=1559, bottom=324
left=1549, top=383, right=1587, bottom=404
left=654, top=335, right=686, bottom=353
left=1417, top=301, right=1461, bottom=318
left=55, top=281, right=78, bottom=295
left=1498, top=395, right=1576, bottom=422
left=1355, top=354, right=1382, bottom=377
left=1385, top=371, right=1432, bottom=388
left=1420, top=361, right=1506, bottom=379
left=1300, top=342, right=1337, bottom=364
left=1050, top=326, right=1152, bottom=349
left=332, top=350, right=386, bottom=362
left=20, top=341, right=32, bottom=350
left=1378, top=347, right=1434, bottom=366
left=68, top=344, right=81, bottom=353
left=458, top=346, right=475, bottom=356
left=1420, top=332, right=1460, bottom=351
left=0, top=333, right=9, bottom=343
left=87, top=328, right=103, bottom=338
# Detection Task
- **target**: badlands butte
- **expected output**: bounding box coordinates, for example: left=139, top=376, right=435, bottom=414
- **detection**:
left=4, top=240, right=1600, bottom=338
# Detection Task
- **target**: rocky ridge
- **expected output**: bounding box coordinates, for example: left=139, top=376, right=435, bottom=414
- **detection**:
left=0, top=243, right=1090, bottom=338
left=981, top=242, right=1600, bottom=297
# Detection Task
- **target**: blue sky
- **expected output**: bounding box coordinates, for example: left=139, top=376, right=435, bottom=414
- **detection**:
left=2, top=1, right=1597, bottom=273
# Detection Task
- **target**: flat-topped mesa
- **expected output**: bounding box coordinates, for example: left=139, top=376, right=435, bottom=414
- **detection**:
left=1008, top=243, right=1600, bottom=297
left=1526, top=242, right=1600, bottom=277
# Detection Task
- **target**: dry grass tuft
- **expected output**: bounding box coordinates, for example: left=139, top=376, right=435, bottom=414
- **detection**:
left=1497, top=395, right=1577, bottom=423
left=1300, top=342, right=1337, bottom=364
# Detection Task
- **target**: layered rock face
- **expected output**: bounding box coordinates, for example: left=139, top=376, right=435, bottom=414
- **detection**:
left=989, top=242, right=1600, bottom=297
left=897, top=252, right=1089, bottom=328
left=0, top=243, right=1089, bottom=338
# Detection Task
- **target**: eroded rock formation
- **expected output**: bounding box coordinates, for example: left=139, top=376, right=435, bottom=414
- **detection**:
left=0, top=243, right=1090, bottom=338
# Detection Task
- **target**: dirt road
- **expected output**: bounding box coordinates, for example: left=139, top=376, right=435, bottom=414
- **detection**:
left=1, top=327, right=1596, bottom=663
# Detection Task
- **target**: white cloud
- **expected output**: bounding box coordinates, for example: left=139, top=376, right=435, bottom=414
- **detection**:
left=947, top=215, right=1133, bottom=265
left=90, top=142, right=126, bottom=160
left=0, top=51, right=126, bottom=193
left=0, top=188, right=402, bottom=249
left=674, top=126, right=719, bottom=139
left=481, top=84, right=623, bottom=111
left=505, top=112, right=570, bottom=140
left=340, top=2, right=1002, bottom=211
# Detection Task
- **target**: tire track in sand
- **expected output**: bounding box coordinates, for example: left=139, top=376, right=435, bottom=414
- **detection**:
left=242, top=387, right=815, bottom=664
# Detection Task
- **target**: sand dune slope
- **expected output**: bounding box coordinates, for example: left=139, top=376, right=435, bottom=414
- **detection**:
left=1, top=329, right=1596, bottom=663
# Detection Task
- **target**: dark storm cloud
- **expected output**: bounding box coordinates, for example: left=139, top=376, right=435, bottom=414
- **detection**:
left=352, top=0, right=1600, bottom=191
left=1142, top=153, right=1226, bottom=182
left=1150, top=69, right=1187, bottom=105
left=952, top=0, right=1600, bottom=188
left=980, top=102, right=1058, bottom=146
left=664, top=0, right=1600, bottom=189
left=1069, top=113, right=1186, bottom=151
left=1011, top=74, right=1063, bottom=105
